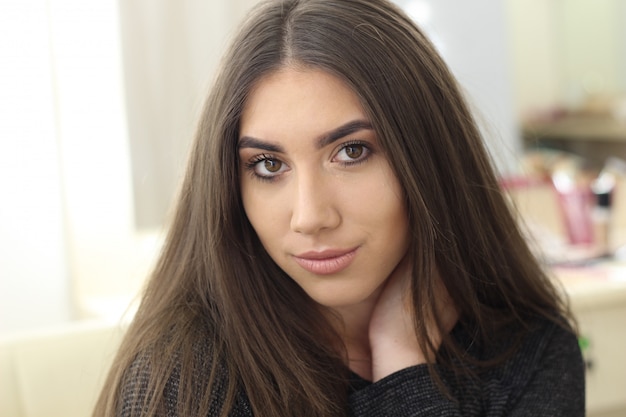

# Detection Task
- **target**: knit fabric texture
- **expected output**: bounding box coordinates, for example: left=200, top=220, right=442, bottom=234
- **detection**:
left=118, top=318, right=585, bottom=416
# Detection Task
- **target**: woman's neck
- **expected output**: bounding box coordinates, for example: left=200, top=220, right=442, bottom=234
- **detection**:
left=327, top=291, right=382, bottom=381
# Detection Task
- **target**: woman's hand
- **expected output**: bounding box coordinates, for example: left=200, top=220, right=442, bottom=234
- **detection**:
left=368, top=256, right=457, bottom=381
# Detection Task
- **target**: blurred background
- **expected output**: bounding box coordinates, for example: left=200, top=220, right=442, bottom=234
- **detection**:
left=1, top=1, right=626, bottom=416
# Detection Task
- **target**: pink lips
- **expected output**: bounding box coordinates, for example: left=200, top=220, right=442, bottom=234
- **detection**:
left=293, top=248, right=358, bottom=275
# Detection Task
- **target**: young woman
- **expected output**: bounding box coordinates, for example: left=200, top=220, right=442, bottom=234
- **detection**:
left=94, top=0, right=585, bottom=416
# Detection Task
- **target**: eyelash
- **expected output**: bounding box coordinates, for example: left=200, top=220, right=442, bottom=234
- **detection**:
left=243, top=140, right=373, bottom=182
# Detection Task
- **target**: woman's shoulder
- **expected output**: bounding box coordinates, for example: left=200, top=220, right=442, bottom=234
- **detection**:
left=447, top=315, right=584, bottom=415
left=457, top=314, right=577, bottom=360
left=500, top=316, right=580, bottom=376
left=500, top=316, right=582, bottom=389
left=117, top=328, right=250, bottom=416
left=471, top=316, right=584, bottom=414
left=461, top=315, right=580, bottom=379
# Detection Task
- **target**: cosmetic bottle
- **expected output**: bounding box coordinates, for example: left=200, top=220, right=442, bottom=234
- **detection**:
left=591, top=169, right=615, bottom=256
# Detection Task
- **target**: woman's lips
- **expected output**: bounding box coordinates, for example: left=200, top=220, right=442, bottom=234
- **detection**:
left=293, top=248, right=358, bottom=275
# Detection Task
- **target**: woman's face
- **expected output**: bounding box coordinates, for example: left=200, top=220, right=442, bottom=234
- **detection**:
left=239, top=67, right=409, bottom=311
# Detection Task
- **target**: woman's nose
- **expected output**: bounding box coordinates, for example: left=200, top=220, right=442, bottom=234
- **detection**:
left=289, top=173, right=341, bottom=235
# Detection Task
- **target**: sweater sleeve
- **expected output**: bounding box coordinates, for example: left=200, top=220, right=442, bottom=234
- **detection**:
left=348, top=365, right=461, bottom=416
left=347, top=320, right=585, bottom=417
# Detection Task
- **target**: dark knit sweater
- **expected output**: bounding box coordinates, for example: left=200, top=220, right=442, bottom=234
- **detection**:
left=119, top=318, right=585, bottom=416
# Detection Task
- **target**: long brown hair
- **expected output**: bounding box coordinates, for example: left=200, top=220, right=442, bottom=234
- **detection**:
left=94, top=0, right=571, bottom=416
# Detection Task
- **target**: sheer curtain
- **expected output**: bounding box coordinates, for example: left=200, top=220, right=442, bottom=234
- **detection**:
left=0, top=0, right=260, bottom=333
left=119, top=0, right=259, bottom=230
left=0, top=0, right=71, bottom=333
left=75, top=0, right=260, bottom=321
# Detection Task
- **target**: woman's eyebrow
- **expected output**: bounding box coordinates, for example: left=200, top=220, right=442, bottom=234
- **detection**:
left=317, top=120, right=373, bottom=148
left=238, top=119, right=373, bottom=152
left=238, top=136, right=284, bottom=153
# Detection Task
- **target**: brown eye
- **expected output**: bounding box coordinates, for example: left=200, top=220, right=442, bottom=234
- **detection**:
left=344, top=145, right=363, bottom=159
left=264, top=159, right=282, bottom=172
left=334, top=142, right=371, bottom=164
left=247, top=155, right=288, bottom=180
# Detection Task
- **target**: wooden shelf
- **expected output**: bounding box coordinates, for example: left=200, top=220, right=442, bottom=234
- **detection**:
left=523, top=115, right=626, bottom=143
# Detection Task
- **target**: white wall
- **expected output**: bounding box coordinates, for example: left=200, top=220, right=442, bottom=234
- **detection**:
left=507, top=0, right=562, bottom=118
left=621, top=2, right=626, bottom=93
left=557, top=0, right=622, bottom=107
left=396, top=0, right=521, bottom=175
left=508, top=0, right=626, bottom=117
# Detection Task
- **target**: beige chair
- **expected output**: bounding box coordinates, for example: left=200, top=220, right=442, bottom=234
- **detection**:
left=0, top=321, right=124, bottom=417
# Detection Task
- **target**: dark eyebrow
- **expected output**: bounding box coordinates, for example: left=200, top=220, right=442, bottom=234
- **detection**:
left=237, top=136, right=284, bottom=153
left=238, top=119, right=373, bottom=152
left=317, top=120, right=373, bottom=148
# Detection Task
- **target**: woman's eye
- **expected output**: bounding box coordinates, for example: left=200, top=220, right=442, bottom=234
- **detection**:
left=262, top=159, right=283, bottom=173
left=334, top=143, right=370, bottom=163
left=246, top=156, right=288, bottom=179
